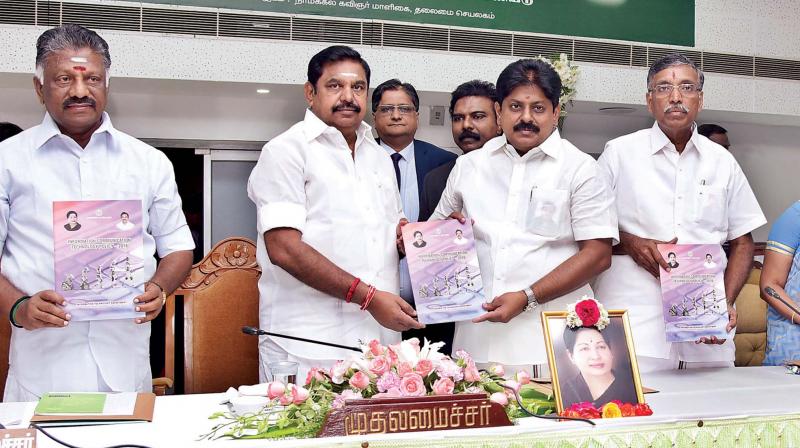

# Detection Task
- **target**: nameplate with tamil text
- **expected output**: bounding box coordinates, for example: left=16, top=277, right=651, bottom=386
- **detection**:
left=318, top=393, right=512, bottom=437
left=0, top=428, right=36, bottom=447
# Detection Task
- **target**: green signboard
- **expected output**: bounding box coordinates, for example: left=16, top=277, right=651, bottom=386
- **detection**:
left=139, top=0, right=695, bottom=47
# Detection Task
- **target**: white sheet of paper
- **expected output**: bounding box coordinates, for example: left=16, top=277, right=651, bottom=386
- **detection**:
left=102, top=392, right=137, bottom=415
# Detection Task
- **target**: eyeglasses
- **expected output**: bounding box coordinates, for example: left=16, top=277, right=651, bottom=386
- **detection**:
left=649, top=83, right=702, bottom=97
left=376, top=104, right=417, bottom=115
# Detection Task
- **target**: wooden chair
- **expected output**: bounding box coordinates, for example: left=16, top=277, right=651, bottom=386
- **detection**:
left=162, top=237, right=261, bottom=394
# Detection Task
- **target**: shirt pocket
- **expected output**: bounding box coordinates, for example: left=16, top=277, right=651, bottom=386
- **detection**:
left=525, top=188, right=570, bottom=238
left=694, top=185, right=727, bottom=231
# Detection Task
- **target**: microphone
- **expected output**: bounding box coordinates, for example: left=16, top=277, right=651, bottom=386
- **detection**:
left=765, top=287, right=800, bottom=316
left=241, top=326, right=362, bottom=352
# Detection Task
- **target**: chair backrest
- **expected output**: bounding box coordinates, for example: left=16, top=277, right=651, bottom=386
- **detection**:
left=165, top=237, right=261, bottom=394
left=734, top=266, right=767, bottom=367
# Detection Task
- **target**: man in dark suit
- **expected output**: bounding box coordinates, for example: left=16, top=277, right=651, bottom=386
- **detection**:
left=418, top=80, right=502, bottom=221
left=373, top=79, right=456, bottom=348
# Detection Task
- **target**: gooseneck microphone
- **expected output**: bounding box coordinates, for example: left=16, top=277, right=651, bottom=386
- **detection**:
left=765, top=287, right=800, bottom=316
left=241, top=326, right=362, bottom=352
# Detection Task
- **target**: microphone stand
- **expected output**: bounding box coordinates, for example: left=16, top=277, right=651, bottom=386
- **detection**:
left=241, top=326, right=362, bottom=352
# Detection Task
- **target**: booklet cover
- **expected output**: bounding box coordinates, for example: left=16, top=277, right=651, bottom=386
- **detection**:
left=657, top=243, right=728, bottom=342
left=401, top=220, right=484, bottom=324
left=53, top=200, right=145, bottom=321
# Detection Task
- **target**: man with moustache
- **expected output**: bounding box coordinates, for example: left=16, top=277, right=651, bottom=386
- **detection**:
left=248, top=46, right=423, bottom=382
left=0, top=25, right=194, bottom=401
left=594, top=54, right=765, bottom=371
left=419, top=80, right=501, bottom=222
left=432, top=59, right=617, bottom=375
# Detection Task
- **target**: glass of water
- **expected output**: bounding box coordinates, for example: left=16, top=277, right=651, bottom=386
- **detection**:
left=268, top=361, right=299, bottom=385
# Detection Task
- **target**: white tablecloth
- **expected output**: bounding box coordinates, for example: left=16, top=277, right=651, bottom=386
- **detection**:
left=5, top=366, right=799, bottom=447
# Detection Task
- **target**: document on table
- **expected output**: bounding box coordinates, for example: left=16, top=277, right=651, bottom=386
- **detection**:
left=35, top=392, right=137, bottom=416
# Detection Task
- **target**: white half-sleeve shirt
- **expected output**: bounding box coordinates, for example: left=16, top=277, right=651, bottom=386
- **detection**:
left=247, top=109, right=402, bottom=361
left=593, top=122, right=766, bottom=362
left=0, top=113, right=194, bottom=401
left=431, top=131, right=618, bottom=365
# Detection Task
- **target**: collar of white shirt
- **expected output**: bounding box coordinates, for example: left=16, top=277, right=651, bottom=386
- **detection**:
left=380, top=140, right=415, bottom=161
left=484, top=128, right=562, bottom=160
left=34, top=112, right=115, bottom=150
left=648, top=121, right=705, bottom=156
left=301, top=108, right=373, bottom=147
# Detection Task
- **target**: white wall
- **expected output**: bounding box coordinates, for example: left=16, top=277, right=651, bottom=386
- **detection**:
left=696, top=0, right=800, bottom=60
left=729, top=124, right=800, bottom=241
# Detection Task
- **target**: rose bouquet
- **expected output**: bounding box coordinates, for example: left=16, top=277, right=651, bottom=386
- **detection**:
left=201, top=338, right=555, bottom=440
left=561, top=401, right=653, bottom=419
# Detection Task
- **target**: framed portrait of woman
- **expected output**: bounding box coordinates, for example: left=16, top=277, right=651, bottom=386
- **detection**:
left=542, top=309, right=645, bottom=413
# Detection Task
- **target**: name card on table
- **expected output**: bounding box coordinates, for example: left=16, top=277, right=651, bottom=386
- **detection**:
left=0, top=429, right=36, bottom=447
left=318, top=394, right=512, bottom=437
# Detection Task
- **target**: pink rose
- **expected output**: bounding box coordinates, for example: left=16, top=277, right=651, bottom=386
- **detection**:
left=464, top=360, right=481, bottom=382
left=515, top=370, right=531, bottom=385
left=372, top=387, right=402, bottom=398
left=291, top=385, right=310, bottom=404
left=349, top=371, right=371, bottom=390
left=332, top=389, right=362, bottom=409
left=397, top=361, right=414, bottom=377
left=369, top=356, right=391, bottom=376
left=432, top=377, right=455, bottom=395
left=399, top=373, right=427, bottom=397
left=279, top=393, right=292, bottom=406
left=415, top=359, right=434, bottom=377
left=266, top=382, right=285, bottom=400
left=368, top=339, right=384, bottom=357
left=387, top=347, right=399, bottom=366
left=488, top=364, right=505, bottom=377
left=305, top=368, right=325, bottom=386
left=489, top=392, right=508, bottom=406
left=504, top=380, right=521, bottom=393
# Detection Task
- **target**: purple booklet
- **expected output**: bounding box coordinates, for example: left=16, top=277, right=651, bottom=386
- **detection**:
left=53, top=200, right=146, bottom=321
left=657, top=243, right=728, bottom=342
left=401, top=220, right=485, bottom=324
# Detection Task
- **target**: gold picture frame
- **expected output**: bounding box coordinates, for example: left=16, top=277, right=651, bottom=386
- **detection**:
left=541, top=310, right=645, bottom=414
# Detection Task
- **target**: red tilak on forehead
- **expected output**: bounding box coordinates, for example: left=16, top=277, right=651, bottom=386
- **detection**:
left=73, top=66, right=87, bottom=71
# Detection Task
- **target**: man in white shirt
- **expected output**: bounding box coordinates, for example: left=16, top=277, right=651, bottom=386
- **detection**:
left=247, top=46, right=423, bottom=382
left=116, top=212, right=135, bottom=231
left=432, top=59, right=618, bottom=374
left=594, top=53, right=766, bottom=371
left=0, top=25, right=194, bottom=401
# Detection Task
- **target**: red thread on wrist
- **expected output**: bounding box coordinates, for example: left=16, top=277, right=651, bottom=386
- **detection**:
left=346, top=278, right=361, bottom=303
left=360, top=285, right=377, bottom=311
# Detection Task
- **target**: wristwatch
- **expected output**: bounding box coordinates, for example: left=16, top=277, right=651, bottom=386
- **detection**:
left=522, top=287, right=539, bottom=312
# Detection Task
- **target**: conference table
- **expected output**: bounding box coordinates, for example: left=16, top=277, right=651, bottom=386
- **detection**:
left=4, top=366, right=799, bottom=447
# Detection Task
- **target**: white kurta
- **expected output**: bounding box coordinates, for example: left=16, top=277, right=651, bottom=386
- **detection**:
left=247, top=110, right=402, bottom=362
left=432, top=132, right=618, bottom=365
left=0, top=113, right=194, bottom=401
left=594, top=122, right=766, bottom=362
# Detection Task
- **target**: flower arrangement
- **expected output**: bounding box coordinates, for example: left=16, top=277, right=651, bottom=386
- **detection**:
left=561, top=401, right=653, bottom=419
left=566, top=296, right=610, bottom=330
left=536, top=53, right=579, bottom=118
left=201, top=338, right=555, bottom=440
